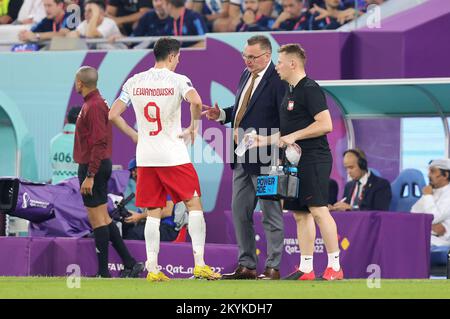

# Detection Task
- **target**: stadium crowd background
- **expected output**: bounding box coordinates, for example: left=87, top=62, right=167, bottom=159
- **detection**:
left=0, top=0, right=386, bottom=50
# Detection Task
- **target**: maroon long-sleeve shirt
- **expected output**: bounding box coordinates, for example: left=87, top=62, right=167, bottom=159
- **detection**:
left=73, top=89, right=112, bottom=175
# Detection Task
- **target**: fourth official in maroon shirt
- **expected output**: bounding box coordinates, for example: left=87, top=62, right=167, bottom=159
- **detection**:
left=73, top=89, right=112, bottom=178
left=74, top=66, right=144, bottom=278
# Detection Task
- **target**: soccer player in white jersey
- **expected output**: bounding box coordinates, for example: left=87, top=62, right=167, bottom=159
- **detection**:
left=109, top=37, right=221, bottom=281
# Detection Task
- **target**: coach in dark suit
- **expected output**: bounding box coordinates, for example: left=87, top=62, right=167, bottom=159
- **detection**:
left=331, top=148, right=392, bottom=211
left=203, top=35, right=285, bottom=280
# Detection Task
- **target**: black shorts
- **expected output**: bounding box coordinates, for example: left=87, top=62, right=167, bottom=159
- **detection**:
left=283, top=161, right=331, bottom=212
left=78, top=159, right=112, bottom=208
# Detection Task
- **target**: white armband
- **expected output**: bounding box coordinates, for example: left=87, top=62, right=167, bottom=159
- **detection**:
left=119, top=90, right=131, bottom=105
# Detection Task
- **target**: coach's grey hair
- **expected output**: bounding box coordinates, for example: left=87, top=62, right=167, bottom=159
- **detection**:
left=76, top=66, right=98, bottom=88
left=247, top=35, right=272, bottom=53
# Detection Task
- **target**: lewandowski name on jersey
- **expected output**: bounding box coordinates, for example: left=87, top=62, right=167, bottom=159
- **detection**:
left=132, top=87, right=175, bottom=96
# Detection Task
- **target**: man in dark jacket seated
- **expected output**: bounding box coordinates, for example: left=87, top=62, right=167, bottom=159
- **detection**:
left=330, top=148, right=392, bottom=211
left=235, top=0, right=274, bottom=32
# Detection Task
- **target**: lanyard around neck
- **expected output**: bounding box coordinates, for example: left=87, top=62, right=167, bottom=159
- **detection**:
left=293, top=15, right=306, bottom=30
left=173, top=9, right=185, bottom=36
left=53, top=18, right=63, bottom=32
left=240, top=13, right=262, bottom=31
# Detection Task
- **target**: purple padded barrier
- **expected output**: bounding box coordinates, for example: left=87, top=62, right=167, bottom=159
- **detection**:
left=0, top=237, right=30, bottom=276
left=51, top=239, right=239, bottom=278
left=29, top=237, right=54, bottom=276
left=0, top=213, right=430, bottom=279
left=52, top=237, right=98, bottom=277
left=0, top=237, right=239, bottom=278
left=0, top=214, right=5, bottom=236
left=225, top=211, right=432, bottom=278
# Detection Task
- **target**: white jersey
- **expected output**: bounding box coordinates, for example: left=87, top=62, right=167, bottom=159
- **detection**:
left=119, top=67, right=195, bottom=167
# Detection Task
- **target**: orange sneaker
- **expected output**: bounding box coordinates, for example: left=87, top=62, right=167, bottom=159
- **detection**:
left=322, top=267, right=344, bottom=281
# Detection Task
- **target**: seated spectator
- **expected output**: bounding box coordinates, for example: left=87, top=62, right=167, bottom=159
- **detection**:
left=336, top=0, right=364, bottom=22
left=411, top=159, right=450, bottom=252
left=18, top=0, right=76, bottom=42
left=341, top=0, right=364, bottom=8
left=132, top=0, right=169, bottom=37
left=225, top=0, right=272, bottom=28
left=221, top=0, right=241, bottom=32
left=0, top=0, right=23, bottom=24
left=165, top=0, right=207, bottom=47
left=308, top=0, right=346, bottom=30
left=332, top=0, right=386, bottom=25
left=271, top=0, right=282, bottom=16
left=330, top=148, right=392, bottom=211
left=50, top=106, right=81, bottom=184
left=190, top=0, right=229, bottom=32
left=123, top=198, right=187, bottom=241
left=17, top=0, right=45, bottom=24
left=121, top=158, right=188, bottom=241
left=350, top=0, right=386, bottom=13
left=365, top=0, right=385, bottom=4
left=257, top=0, right=272, bottom=16
left=235, top=0, right=273, bottom=32
left=271, top=0, right=309, bottom=31
left=67, top=0, right=124, bottom=48
left=122, top=158, right=139, bottom=212
left=106, top=0, right=151, bottom=36
left=309, top=0, right=384, bottom=27
left=222, top=0, right=272, bottom=31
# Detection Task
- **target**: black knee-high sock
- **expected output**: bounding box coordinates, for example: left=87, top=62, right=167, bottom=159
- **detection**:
left=108, top=222, right=135, bottom=268
left=93, top=225, right=110, bottom=276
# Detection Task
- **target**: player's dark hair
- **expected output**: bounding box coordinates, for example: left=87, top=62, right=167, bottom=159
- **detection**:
left=67, top=106, right=81, bottom=124
left=85, top=0, right=106, bottom=11
left=278, top=43, right=307, bottom=65
left=167, top=0, right=185, bottom=8
left=247, top=35, right=272, bottom=52
left=153, top=37, right=181, bottom=62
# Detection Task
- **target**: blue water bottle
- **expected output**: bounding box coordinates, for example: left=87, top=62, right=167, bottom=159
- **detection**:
left=285, top=166, right=298, bottom=177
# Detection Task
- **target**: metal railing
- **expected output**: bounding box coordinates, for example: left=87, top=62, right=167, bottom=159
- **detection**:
left=0, top=35, right=206, bottom=50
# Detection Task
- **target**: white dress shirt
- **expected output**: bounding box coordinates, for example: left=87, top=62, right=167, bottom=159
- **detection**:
left=17, top=0, right=46, bottom=24
left=76, top=17, right=121, bottom=38
left=217, top=61, right=271, bottom=123
left=411, top=183, right=450, bottom=246
left=350, top=171, right=370, bottom=207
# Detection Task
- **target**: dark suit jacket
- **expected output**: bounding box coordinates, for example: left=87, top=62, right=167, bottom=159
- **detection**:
left=343, top=173, right=392, bottom=211
left=222, top=62, right=285, bottom=175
